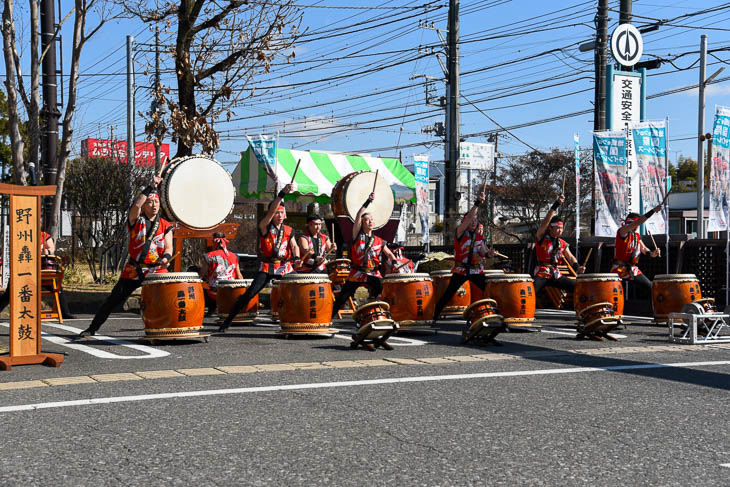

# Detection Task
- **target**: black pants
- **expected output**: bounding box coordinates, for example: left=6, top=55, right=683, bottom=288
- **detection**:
left=625, top=273, right=652, bottom=292
left=87, top=278, right=143, bottom=333
left=0, top=285, right=74, bottom=318
left=332, top=276, right=383, bottom=315
left=220, top=271, right=273, bottom=329
left=533, top=275, right=576, bottom=296
left=433, top=273, right=486, bottom=321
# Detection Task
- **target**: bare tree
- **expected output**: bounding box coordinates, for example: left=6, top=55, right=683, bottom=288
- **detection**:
left=1, top=0, right=26, bottom=184
left=65, top=156, right=154, bottom=281
left=123, top=0, right=302, bottom=157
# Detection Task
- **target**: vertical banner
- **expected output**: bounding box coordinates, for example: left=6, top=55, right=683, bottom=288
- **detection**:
left=9, top=195, right=40, bottom=357
left=708, top=105, right=730, bottom=232
left=2, top=224, right=8, bottom=288
left=396, top=202, right=408, bottom=245
left=246, top=135, right=278, bottom=188
left=574, top=134, right=580, bottom=260
left=630, top=120, right=668, bottom=234
left=413, top=154, right=430, bottom=244
left=593, top=131, right=630, bottom=237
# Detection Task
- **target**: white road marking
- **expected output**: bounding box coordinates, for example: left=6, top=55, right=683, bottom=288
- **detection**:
left=330, top=329, right=428, bottom=346
left=540, top=326, right=627, bottom=339
left=1, top=358, right=728, bottom=413
left=720, top=464, right=730, bottom=468
left=0, top=323, right=169, bottom=359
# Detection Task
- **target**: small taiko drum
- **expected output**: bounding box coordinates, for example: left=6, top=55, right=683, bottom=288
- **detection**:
left=486, top=274, right=536, bottom=326
left=270, top=279, right=281, bottom=321
left=574, top=273, right=624, bottom=318
left=141, top=272, right=205, bottom=339
left=463, top=299, right=501, bottom=327
left=277, top=273, right=334, bottom=335
left=431, top=270, right=471, bottom=317
left=381, top=273, right=434, bottom=329
left=577, top=302, right=621, bottom=337
left=652, top=274, right=702, bottom=322
left=216, top=279, right=257, bottom=322
left=326, top=259, right=351, bottom=287
left=352, top=301, right=393, bottom=329
left=470, top=269, right=505, bottom=303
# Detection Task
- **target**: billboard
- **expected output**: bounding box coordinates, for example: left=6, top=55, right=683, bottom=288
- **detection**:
left=81, top=138, right=170, bottom=167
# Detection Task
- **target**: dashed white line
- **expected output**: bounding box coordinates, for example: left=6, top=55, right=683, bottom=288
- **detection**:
left=1, top=358, right=728, bottom=413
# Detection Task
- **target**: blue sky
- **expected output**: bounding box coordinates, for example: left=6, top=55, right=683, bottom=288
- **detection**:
left=42, top=1, right=730, bottom=173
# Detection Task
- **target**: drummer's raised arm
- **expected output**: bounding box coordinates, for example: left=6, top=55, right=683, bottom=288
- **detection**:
left=259, top=183, right=293, bottom=234
left=129, top=176, right=163, bottom=225
left=352, top=192, right=375, bottom=238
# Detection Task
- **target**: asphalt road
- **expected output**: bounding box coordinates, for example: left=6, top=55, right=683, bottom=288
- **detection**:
left=1, top=310, right=730, bottom=486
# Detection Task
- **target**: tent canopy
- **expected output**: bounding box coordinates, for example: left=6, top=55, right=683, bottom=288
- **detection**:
left=232, top=147, right=416, bottom=203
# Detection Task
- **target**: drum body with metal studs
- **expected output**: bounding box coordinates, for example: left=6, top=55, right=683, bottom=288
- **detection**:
left=652, top=274, right=702, bottom=322
left=216, top=279, right=257, bottom=322
left=463, top=299, right=502, bottom=328
left=141, top=272, right=205, bottom=338
left=574, top=273, right=624, bottom=318
left=486, top=274, right=536, bottom=325
left=470, top=269, right=505, bottom=303
left=326, top=259, right=351, bottom=287
left=330, top=171, right=394, bottom=230
left=352, top=301, right=393, bottom=329
left=159, top=154, right=235, bottom=229
left=430, top=270, right=471, bottom=317
left=277, top=273, right=334, bottom=334
left=381, top=273, right=434, bottom=328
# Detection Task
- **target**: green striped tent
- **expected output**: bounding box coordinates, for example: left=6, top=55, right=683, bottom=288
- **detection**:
left=232, top=147, right=416, bottom=203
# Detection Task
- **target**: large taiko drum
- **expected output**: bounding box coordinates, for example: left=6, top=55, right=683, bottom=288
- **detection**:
left=574, top=274, right=624, bottom=317
left=141, top=272, right=205, bottom=338
left=381, top=273, right=434, bottom=328
left=270, top=279, right=281, bottom=321
left=652, top=274, right=702, bottom=322
left=216, top=279, right=257, bottom=322
left=431, top=270, right=471, bottom=317
left=486, top=274, right=536, bottom=326
left=326, top=259, right=351, bottom=287
left=331, top=171, right=394, bottom=230
left=470, top=269, right=505, bottom=303
left=277, top=273, right=334, bottom=334
left=159, top=155, right=235, bottom=229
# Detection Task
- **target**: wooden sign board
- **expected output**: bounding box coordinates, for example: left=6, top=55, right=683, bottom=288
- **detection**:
left=172, top=222, right=240, bottom=272
left=0, top=184, right=63, bottom=371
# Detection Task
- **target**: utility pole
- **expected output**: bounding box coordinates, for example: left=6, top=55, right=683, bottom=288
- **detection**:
left=488, top=133, right=499, bottom=245
left=445, top=0, right=460, bottom=238
left=697, top=34, right=707, bottom=239
left=40, top=0, right=59, bottom=223
left=594, top=0, right=608, bottom=132
left=154, top=25, right=162, bottom=174
left=619, top=0, right=632, bottom=24
left=126, top=36, right=136, bottom=166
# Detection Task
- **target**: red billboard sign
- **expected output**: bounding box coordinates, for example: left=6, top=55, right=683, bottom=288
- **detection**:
left=81, top=138, right=170, bottom=167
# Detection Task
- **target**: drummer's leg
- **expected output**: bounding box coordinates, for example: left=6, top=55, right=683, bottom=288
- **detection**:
left=332, top=280, right=360, bottom=315
left=432, top=274, right=468, bottom=322
left=366, top=276, right=382, bottom=299
left=219, top=271, right=269, bottom=332
left=632, top=273, right=652, bottom=291
left=469, top=273, right=487, bottom=293
left=77, top=278, right=141, bottom=337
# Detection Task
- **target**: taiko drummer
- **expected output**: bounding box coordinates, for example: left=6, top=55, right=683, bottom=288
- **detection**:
left=386, top=243, right=415, bottom=274
left=218, top=183, right=301, bottom=332
left=298, top=214, right=336, bottom=273
left=532, top=193, right=585, bottom=297
left=431, top=190, right=495, bottom=323
left=332, top=192, right=397, bottom=318
left=76, top=177, right=174, bottom=338
left=203, top=231, right=243, bottom=310
left=611, top=203, right=664, bottom=291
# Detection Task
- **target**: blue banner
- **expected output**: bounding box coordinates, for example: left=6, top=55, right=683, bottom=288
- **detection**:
left=246, top=135, right=278, bottom=186
left=413, top=154, right=430, bottom=244
left=631, top=121, right=667, bottom=235
left=709, top=106, right=730, bottom=231
left=594, top=131, right=628, bottom=237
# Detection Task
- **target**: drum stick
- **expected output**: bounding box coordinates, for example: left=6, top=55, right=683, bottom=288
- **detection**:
left=647, top=229, right=659, bottom=251
left=156, top=159, right=168, bottom=179
left=290, top=159, right=302, bottom=183
left=493, top=250, right=510, bottom=260
left=393, top=259, right=412, bottom=271
left=372, top=169, right=379, bottom=194
left=581, top=248, right=593, bottom=268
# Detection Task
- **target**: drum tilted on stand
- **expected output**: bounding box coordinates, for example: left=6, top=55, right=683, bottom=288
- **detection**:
left=331, top=171, right=394, bottom=230
left=574, top=273, right=624, bottom=318
left=277, top=273, right=335, bottom=335
left=160, top=155, right=235, bottom=229
left=216, top=279, right=257, bottom=323
left=430, top=270, right=471, bottom=317
left=381, top=273, right=434, bottom=330
left=652, top=274, right=702, bottom=323
left=141, top=272, right=206, bottom=340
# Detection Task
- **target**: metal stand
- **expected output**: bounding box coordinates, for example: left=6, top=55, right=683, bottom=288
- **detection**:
left=669, top=312, right=730, bottom=345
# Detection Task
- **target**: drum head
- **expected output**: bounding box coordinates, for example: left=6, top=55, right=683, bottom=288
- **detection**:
left=161, top=155, right=234, bottom=229
left=340, top=172, right=394, bottom=230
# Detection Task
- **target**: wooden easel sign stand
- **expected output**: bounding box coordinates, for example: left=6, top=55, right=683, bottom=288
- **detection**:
left=0, top=184, right=64, bottom=371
